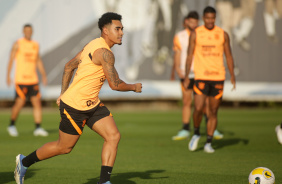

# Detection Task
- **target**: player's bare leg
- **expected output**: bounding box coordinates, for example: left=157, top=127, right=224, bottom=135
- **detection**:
left=30, top=96, right=48, bottom=136
left=11, top=97, right=26, bottom=121
left=206, top=97, right=221, bottom=137
left=189, top=94, right=206, bottom=151
left=92, top=116, right=120, bottom=166
left=92, top=116, right=120, bottom=183
left=182, top=89, right=193, bottom=126
left=193, top=94, right=206, bottom=128
left=36, top=130, right=80, bottom=160
left=204, top=96, right=221, bottom=153
left=14, top=130, right=80, bottom=184
left=173, top=89, right=193, bottom=140
left=30, top=96, right=42, bottom=125
left=7, top=97, right=25, bottom=137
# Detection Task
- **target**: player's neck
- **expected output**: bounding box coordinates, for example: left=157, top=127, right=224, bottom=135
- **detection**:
left=101, top=35, right=114, bottom=48
left=24, top=37, right=32, bottom=41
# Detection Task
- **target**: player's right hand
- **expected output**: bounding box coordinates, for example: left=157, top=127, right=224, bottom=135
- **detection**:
left=183, top=77, right=190, bottom=89
left=134, top=83, right=142, bottom=93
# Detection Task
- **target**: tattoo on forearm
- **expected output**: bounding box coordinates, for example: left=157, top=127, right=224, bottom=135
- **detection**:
left=61, top=57, right=79, bottom=94
left=102, top=49, right=124, bottom=87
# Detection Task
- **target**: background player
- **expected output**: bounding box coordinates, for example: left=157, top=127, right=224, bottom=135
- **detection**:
left=171, top=11, right=223, bottom=141
left=184, top=6, right=236, bottom=153
left=14, top=12, right=142, bottom=184
left=6, top=24, right=48, bottom=137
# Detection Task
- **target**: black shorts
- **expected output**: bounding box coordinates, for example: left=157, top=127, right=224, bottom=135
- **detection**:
left=180, top=78, right=195, bottom=90
left=193, top=80, right=224, bottom=99
left=59, top=100, right=112, bottom=135
left=15, top=84, right=40, bottom=100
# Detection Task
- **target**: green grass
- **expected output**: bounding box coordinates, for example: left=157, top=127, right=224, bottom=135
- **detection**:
left=0, top=107, right=282, bottom=184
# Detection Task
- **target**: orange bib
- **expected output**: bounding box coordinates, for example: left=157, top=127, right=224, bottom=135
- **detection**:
left=193, top=25, right=225, bottom=81
left=61, top=37, right=111, bottom=111
left=15, top=38, right=39, bottom=85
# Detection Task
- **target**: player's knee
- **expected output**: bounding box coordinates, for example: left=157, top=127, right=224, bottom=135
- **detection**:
left=58, top=146, right=73, bottom=155
left=209, top=108, right=218, bottom=117
left=194, top=105, right=204, bottom=113
left=106, top=131, right=121, bottom=144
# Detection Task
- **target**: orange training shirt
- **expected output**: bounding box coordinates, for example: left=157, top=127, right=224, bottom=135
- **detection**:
left=61, top=37, right=111, bottom=111
left=15, top=38, right=39, bottom=85
left=193, top=25, right=225, bottom=81
left=173, top=29, right=194, bottom=78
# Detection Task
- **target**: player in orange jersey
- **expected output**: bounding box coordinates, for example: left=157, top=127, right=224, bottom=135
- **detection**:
left=184, top=6, right=236, bottom=153
left=14, top=13, right=142, bottom=184
left=171, top=11, right=223, bottom=141
left=171, top=11, right=199, bottom=141
left=6, top=24, right=48, bottom=137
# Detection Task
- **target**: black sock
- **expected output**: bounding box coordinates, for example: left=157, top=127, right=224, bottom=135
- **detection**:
left=10, top=120, right=15, bottom=126
left=207, top=135, right=213, bottom=143
left=204, top=114, right=208, bottom=124
left=182, top=123, right=190, bottom=131
left=35, top=123, right=41, bottom=129
left=22, top=150, right=40, bottom=168
left=194, top=127, right=200, bottom=135
left=99, top=166, right=113, bottom=183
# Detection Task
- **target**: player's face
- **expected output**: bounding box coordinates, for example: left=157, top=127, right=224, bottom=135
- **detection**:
left=108, top=20, right=124, bottom=45
left=186, top=18, right=199, bottom=31
left=203, top=13, right=216, bottom=30
left=23, top=27, right=33, bottom=40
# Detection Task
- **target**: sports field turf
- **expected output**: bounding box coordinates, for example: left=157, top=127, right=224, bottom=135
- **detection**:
left=0, top=107, right=281, bottom=184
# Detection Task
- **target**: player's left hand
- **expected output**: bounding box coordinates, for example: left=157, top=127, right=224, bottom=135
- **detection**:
left=56, top=95, right=61, bottom=106
left=231, top=76, right=236, bottom=91
left=183, top=77, right=190, bottom=89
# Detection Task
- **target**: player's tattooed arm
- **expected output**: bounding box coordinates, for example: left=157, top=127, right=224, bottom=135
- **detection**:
left=61, top=50, right=82, bottom=94
left=99, top=48, right=142, bottom=92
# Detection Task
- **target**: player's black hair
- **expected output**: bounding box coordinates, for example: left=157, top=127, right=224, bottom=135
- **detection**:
left=23, top=24, right=32, bottom=28
left=185, top=11, right=199, bottom=20
left=98, top=12, right=122, bottom=31
left=203, top=6, right=216, bottom=15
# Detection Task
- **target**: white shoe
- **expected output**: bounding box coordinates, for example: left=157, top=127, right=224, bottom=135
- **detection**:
left=7, top=125, right=19, bottom=137
left=275, top=125, right=282, bottom=145
left=33, top=127, right=48, bottom=137
left=204, top=143, right=215, bottom=153
left=188, top=135, right=200, bottom=151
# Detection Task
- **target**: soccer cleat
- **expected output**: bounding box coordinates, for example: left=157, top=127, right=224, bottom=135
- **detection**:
left=204, top=143, right=215, bottom=153
left=275, top=125, right=282, bottom=145
left=7, top=125, right=19, bottom=137
left=97, top=182, right=112, bottom=184
left=14, top=154, right=27, bottom=184
left=213, top=129, right=224, bottom=140
left=188, top=135, right=200, bottom=151
left=172, top=129, right=190, bottom=140
left=33, top=127, right=48, bottom=137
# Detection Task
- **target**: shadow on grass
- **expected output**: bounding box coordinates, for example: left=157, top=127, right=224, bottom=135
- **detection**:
left=0, top=169, right=38, bottom=184
left=213, top=138, right=249, bottom=149
left=190, top=137, right=249, bottom=152
left=84, top=169, right=167, bottom=184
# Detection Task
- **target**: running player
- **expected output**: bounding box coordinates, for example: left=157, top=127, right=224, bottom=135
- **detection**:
left=276, top=122, right=282, bottom=145
left=184, top=6, right=236, bottom=153
left=6, top=24, right=48, bottom=137
left=14, top=12, right=142, bottom=184
left=171, top=11, right=223, bottom=140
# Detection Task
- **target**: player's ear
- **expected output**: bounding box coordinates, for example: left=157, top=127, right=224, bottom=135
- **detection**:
left=102, top=26, right=109, bottom=36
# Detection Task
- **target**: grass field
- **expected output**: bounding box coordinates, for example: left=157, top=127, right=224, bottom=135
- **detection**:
left=0, top=107, right=281, bottom=184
